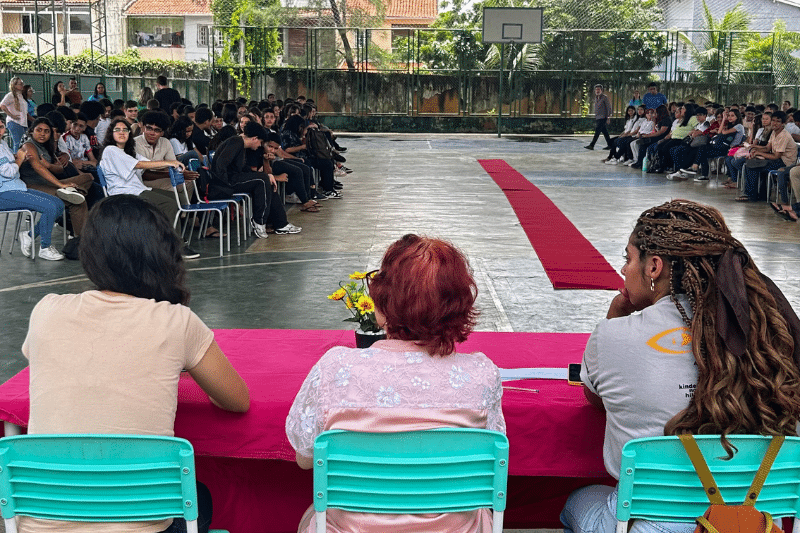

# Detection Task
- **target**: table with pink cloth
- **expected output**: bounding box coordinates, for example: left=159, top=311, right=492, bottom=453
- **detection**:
left=0, top=329, right=613, bottom=533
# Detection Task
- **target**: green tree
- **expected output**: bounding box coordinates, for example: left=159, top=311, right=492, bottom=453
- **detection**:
left=742, top=20, right=800, bottom=85
left=676, top=0, right=750, bottom=83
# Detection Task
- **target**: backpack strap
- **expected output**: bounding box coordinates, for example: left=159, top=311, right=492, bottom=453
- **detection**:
left=679, top=434, right=726, bottom=505
left=743, top=436, right=785, bottom=507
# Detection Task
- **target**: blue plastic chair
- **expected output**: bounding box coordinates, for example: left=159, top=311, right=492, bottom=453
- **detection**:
left=313, top=429, right=509, bottom=533
left=96, top=166, right=109, bottom=197
left=168, top=166, right=230, bottom=256
left=0, top=434, right=228, bottom=533
left=616, top=435, right=800, bottom=533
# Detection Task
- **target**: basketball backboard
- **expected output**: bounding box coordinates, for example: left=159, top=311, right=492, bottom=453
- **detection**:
left=482, top=7, right=543, bottom=44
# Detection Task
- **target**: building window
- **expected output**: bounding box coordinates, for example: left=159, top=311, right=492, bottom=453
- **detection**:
left=198, top=25, right=209, bottom=46
left=70, top=14, right=90, bottom=34
left=21, top=13, right=36, bottom=33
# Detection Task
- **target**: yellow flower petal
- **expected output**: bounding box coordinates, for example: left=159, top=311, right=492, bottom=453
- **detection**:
left=328, top=288, right=347, bottom=301
left=356, top=296, right=375, bottom=313
left=349, top=271, right=367, bottom=280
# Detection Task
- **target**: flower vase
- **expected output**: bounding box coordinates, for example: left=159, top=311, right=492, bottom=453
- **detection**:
left=355, top=329, right=386, bottom=349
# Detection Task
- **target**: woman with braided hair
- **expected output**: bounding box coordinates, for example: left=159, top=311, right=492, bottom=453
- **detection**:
left=561, top=199, right=800, bottom=533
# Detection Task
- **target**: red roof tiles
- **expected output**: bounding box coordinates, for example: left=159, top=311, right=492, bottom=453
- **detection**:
left=124, top=0, right=211, bottom=16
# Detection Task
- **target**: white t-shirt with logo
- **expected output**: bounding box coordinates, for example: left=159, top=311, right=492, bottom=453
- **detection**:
left=581, top=295, right=697, bottom=479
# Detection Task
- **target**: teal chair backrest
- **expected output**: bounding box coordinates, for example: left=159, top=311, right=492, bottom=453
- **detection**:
left=313, top=428, right=509, bottom=533
left=0, top=435, right=203, bottom=533
left=617, top=435, right=800, bottom=526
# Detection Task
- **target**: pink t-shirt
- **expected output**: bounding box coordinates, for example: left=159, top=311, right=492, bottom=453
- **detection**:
left=21, top=290, right=214, bottom=533
left=286, top=339, right=506, bottom=533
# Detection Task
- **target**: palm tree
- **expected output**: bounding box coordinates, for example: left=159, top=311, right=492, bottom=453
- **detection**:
left=677, top=0, right=750, bottom=84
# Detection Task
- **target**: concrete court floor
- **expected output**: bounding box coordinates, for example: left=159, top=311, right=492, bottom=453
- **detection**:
left=0, top=133, right=798, bottom=532
left=1, top=132, right=799, bottom=386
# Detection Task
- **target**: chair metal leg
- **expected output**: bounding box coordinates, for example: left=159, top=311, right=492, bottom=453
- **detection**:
left=0, top=212, right=9, bottom=254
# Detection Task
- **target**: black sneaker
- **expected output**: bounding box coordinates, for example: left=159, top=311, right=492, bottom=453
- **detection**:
left=312, top=190, right=328, bottom=201
left=323, top=190, right=342, bottom=199
left=182, top=244, right=200, bottom=259
left=333, top=180, right=343, bottom=190
left=584, top=145, right=594, bottom=150
left=332, top=153, right=346, bottom=163
left=336, top=146, right=347, bottom=153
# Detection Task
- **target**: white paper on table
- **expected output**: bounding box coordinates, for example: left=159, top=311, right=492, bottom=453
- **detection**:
left=498, top=367, right=568, bottom=382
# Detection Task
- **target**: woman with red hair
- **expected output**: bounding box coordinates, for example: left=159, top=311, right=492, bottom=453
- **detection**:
left=286, top=234, right=506, bottom=533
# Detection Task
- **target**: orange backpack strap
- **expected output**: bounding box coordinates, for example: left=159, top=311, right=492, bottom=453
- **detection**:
left=743, top=436, right=785, bottom=507
left=679, top=434, right=726, bottom=505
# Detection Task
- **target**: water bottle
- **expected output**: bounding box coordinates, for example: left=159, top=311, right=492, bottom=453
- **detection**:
left=642, top=153, right=649, bottom=173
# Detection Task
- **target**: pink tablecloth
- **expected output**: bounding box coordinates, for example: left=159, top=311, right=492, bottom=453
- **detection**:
left=0, top=329, right=611, bottom=532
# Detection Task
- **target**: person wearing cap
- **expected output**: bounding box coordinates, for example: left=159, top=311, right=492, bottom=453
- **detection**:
left=586, top=84, right=612, bottom=150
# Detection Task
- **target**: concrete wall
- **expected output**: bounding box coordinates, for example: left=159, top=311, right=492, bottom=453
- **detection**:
left=319, top=115, right=625, bottom=134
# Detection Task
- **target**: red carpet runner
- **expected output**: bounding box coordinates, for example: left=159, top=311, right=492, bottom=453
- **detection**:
left=479, top=159, right=623, bottom=290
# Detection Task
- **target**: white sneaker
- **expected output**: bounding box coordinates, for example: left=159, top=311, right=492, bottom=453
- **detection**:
left=251, top=220, right=269, bottom=239
left=275, top=223, right=302, bottom=234
left=334, top=168, right=347, bottom=177
left=56, top=186, right=85, bottom=205
left=624, top=160, right=635, bottom=166
left=38, top=245, right=65, bottom=261
left=605, top=158, right=619, bottom=165
left=18, top=231, right=32, bottom=257
left=284, top=193, right=301, bottom=204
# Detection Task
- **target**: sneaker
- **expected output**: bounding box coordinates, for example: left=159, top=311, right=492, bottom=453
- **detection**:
left=604, top=159, right=618, bottom=165
left=666, top=171, right=681, bottom=180
left=312, top=190, right=328, bottom=201
left=625, top=160, right=636, bottom=166
left=38, top=245, right=65, bottom=261
left=601, top=146, right=610, bottom=150
left=584, top=145, right=594, bottom=150
left=284, top=193, right=301, bottom=204
left=344, top=168, right=353, bottom=174
left=680, top=168, right=697, bottom=175
left=695, top=175, right=710, bottom=181
left=182, top=244, right=200, bottom=259
left=335, top=146, right=347, bottom=153
left=333, top=180, right=343, bottom=190
left=323, top=190, right=342, bottom=199
left=55, top=186, right=85, bottom=205
left=251, top=220, right=269, bottom=239
left=275, top=223, right=302, bottom=234
left=18, top=231, right=32, bottom=257
left=334, top=168, right=346, bottom=178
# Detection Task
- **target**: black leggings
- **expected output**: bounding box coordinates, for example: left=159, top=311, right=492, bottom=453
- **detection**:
left=305, top=157, right=335, bottom=192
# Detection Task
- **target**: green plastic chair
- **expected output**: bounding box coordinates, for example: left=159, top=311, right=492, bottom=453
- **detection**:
left=616, top=435, right=800, bottom=533
left=0, top=434, right=228, bottom=533
left=313, top=428, right=509, bottom=533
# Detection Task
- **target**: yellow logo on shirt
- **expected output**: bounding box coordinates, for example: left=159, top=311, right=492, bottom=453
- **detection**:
left=647, top=327, right=692, bottom=354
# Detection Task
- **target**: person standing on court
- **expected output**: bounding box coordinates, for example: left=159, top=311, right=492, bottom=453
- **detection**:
left=586, top=84, right=612, bottom=150
left=154, top=76, right=182, bottom=115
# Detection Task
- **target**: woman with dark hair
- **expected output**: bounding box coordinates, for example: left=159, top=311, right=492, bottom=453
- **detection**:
left=287, top=234, right=505, bottom=533
left=167, top=115, right=198, bottom=163
left=647, top=103, right=697, bottom=173
left=0, top=116, right=65, bottom=260
left=281, top=114, right=338, bottom=198
left=561, top=200, right=800, bottom=533
left=208, top=103, right=238, bottom=152
left=50, top=81, right=68, bottom=107
left=21, top=194, right=249, bottom=533
left=87, top=82, right=108, bottom=102
left=602, top=105, right=643, bottom=164
left=138, top=86, right=154, bottom=111
left=18, top=117, right=92, bottom=236
left=631, top=104, right=672, bottom=169
left=22, top=84, right=36, bottom=121
left=682, top=108, right=745, bottom=181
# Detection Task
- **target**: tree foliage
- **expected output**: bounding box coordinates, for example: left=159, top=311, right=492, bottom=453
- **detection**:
left=393, top=0, right=671, bottom=75
left=742, top=20, right=800, bottom=85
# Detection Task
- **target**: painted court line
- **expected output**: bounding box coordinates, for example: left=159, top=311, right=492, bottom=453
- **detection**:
left=478, top=159, right=623, bottom=290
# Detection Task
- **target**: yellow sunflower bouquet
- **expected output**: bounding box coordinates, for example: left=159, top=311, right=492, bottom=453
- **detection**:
left=328, top=271, right=382, bottom=333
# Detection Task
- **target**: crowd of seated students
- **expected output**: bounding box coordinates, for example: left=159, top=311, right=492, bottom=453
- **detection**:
left=1, top=75, right=354, bottom=259
left=595, top=94, right=800, bottom=222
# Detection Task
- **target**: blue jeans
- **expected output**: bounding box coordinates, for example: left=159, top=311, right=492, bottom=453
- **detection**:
left=0, top=189, right=64, bottom=247
left=7, top=121, right=25, bottom=152
left=726, top=156, right=746, bottom=182
left=743, top=160, right=784, bottom=201
left=560, top=485, right=695, bottom=533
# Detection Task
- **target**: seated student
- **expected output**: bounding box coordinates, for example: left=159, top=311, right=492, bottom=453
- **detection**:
left=603, top=105, right=644, bottom=164
left=0, top=117, right=65, bottom=260
left=209, top=121, right=300, bottom=238
left=79, top=100, right=105, bottom=158
left=60, top=112, right=97, bottom=169
left=191, top=107, right=215, bottom=157
left=784, top=109, right=800, bottom=142
left=736, top=110, right=797, bottom=202
left=266, top=131, right=323, bottom=208
left=282, top=114, right=339, bottom=198
left=99, top=117, right=199, bottom=259
left=21, top=193, right=249, bottom=533
left=19, top=118, right=92, bottom=237
left=625, top=108, right=656, bottom=166
left=667, top=107, right=712, bottom=180
left=726, top=112, right=773, bottom=183
left=561, top=200, right=800, bottom=533
left=647, top=103, right=697, bottom=173
left=94, top=98, right=113, bottom=145
left=287, top=234, right=505, bottom=533
left=631, top=105, right=672, bottom=169
left=687, top=109, right=745, bottom=181
left=167, top=115, right=200, bottom=164
left=208, top=103, right=238, bottom=152
left=124, top=100, right=141, bottom=135
left=773, top=164, right=800, bottom=221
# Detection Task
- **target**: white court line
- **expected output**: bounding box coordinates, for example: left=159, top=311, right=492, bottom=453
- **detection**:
left=427, top=140, right=433, bottom=150
left=477, top=258, right=514, bottom=332
left=0, top=257, right=353, bottom=293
